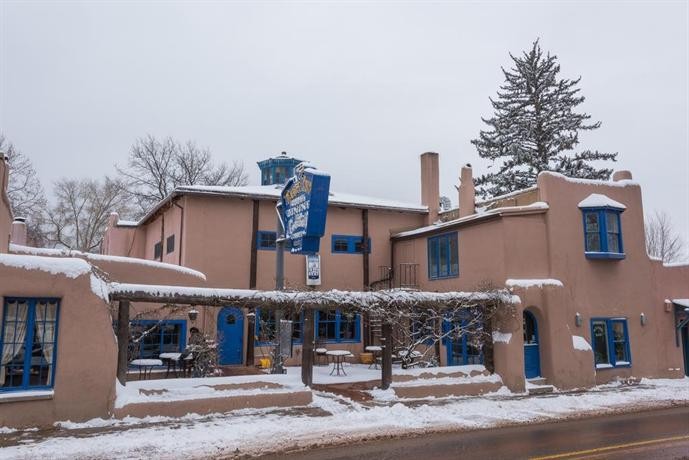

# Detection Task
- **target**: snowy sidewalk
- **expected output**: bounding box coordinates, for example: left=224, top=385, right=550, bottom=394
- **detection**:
left=1, top=378, right=688, bottom=459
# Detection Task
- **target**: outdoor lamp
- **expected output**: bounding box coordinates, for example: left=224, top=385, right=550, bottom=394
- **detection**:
left=640, top=313, right=647, bottom=326
left=188, top=308, right=199, bottom=321
left=575, top=313, right=582, bottom=327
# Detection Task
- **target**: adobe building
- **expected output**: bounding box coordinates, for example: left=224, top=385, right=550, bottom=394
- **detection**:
left=101, top=151, right=689, bottom=391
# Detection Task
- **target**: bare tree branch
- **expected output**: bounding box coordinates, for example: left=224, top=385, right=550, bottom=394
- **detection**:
left=47, top=176, right=132, bottom=252
left=117, top=135, right=248, bottom=215
left=645, top=210, right=686, bottom=263
left=0, top=133, right=49, bottom=246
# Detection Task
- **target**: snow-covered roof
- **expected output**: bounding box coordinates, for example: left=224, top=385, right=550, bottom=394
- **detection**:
left=539, top=171, right=638, bottom=188
left=393, top=201, right=549, bottom=239
left=475, top=186, right=539, bottom=207
left=0, top=253, right=92, bottom=279
left=108, top=283, right=520, bottom=308
left=673, top=299, right=689, bottom=308
left=9, top=244, right=207, bottom=280
left=577, top=193, right=626, bottom=210
left=131, top=184, right=427, bottom=226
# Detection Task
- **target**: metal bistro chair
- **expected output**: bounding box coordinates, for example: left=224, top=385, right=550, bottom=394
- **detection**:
left=314, top=338, right=329, bottom=366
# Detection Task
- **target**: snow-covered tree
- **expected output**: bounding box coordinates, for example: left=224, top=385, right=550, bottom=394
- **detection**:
left=472, top=40, right=617, bottom=198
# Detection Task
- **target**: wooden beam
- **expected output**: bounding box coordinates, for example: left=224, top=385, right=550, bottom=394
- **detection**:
left=301, top=308, right=315, bottom=386
left=381, top=322, right=392, bottom=390
left=249, top=199, right=259, bottom=289
left=116, top=300, right=130, bottom=385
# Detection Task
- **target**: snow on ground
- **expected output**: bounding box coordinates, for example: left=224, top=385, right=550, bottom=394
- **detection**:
left=1, top=378, right=688, bottom=460
left=115, top=374, right=307, bottom=408
left=288, top=363, right=381, bottom=384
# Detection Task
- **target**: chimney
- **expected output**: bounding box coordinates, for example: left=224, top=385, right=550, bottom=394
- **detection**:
left=612, top=170, right=633, bottom=182
left=0, top=151, right=8, bottom=195
left=420, top=152, right=440, bottom=225
left=459, top=164, right=475, bottom=218
left=10, top=217, right=27, bottom=246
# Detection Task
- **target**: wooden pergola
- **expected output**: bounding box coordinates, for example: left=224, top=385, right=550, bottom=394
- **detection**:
left=109, top=283, right=517, bottom=389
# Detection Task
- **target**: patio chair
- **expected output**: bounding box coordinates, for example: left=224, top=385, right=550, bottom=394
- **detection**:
left=314, top=338, right=328, bottom=366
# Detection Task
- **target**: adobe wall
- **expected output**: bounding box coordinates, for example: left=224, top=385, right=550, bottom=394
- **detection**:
left=537, top=172, right=687, bottom=385
left=0, top=260, right=117, bottom=428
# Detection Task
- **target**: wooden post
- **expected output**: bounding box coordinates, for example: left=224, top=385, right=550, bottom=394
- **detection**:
left=381, top=322, right=392, bottom=390
left=301, top=308, right=315, bottom=386
left=116, top=300, right=130, bottom=385
left=246, top=311, right=255, bottom=366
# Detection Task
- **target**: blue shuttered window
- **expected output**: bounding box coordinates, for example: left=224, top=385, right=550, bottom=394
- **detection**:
left=316, top=310, right=360, bottom=342
left=331, top=235, right=371, bottom=254
left=0, top=298, right=60, bottom=392
left=427, top=232, right=459, bottom=280
left=582, top=209, right=624, bottom=259
left=591, top=318, right=631, bottom=369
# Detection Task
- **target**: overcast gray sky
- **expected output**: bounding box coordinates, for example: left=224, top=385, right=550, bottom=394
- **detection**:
left=1, top=1, right=688, bottom=240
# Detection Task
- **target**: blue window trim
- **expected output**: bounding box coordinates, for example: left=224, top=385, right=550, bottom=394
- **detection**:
left=130, top=320, right=187, bottom=362
left=315, top=310, right=361, bottom=343
left=590, top=317, right=631, bottom=369
left=442, top=315, right=483, bottom=366
left=427, top=232, right=459, bottom=280
left=254, top=309, right=304, bottom=345
left=331, top=235, right=371, bottom=254
left=0, top=297, right=61, bottom=393
left=257, top=231, right=294, bottom=251
left=257, top=231, right=277, bottom=250
left=581, top=208, right=625, bottom=260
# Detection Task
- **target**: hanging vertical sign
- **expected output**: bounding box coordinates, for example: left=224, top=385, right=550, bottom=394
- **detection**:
left=280, top=163, right=331, bottom=254
left=306, top=254, right=321, bottom=286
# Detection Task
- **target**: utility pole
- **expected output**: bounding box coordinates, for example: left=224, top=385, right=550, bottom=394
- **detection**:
left=273, top=204, right=285, bottom=374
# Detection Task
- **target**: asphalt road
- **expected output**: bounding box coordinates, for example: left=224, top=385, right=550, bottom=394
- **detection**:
left=261, top=405, right=689, bottom=460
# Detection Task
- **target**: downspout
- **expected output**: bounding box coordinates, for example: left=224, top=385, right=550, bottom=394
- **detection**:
left=173, top=199, right=184, bottom=266
left=362, top=209, right=370, bottom=347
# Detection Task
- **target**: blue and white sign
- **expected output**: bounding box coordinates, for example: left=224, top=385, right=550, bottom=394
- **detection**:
left=306, top=254, right=321, bottom=286
left=280, top=163, right=331, bottom=254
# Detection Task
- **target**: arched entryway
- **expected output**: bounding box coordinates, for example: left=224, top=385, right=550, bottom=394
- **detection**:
left=523, top=310, right=541, bottom=378
left=217, top=307, right=244, bottom=365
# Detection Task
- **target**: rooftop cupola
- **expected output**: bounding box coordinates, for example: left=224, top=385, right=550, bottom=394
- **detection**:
left=257, top=151, right=303, bottom=185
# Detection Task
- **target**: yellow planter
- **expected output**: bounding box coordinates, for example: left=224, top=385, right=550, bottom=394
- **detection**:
left=259, top=358, right=271, bottom=369
left=359, top=352, right=374, bottom=364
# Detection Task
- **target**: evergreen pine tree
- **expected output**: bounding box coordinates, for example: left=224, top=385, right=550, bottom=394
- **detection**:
left=471, top=40, right=617, bottom=198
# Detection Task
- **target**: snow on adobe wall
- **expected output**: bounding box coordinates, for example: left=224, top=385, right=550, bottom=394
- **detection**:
left=572, top=335, right=592, bottom=351
left=0, top=253, right=92, bottom=279
left=505, top=279, right=563, bottom=289
left=492, top=331, right=512, bottom=344
left=9, top=243, right=206, bottom=281
left=577, top=193, right=626, bottom=210
left=539, top=171, right=638, bottom=188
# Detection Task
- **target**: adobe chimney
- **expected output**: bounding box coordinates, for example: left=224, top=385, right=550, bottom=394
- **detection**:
left=459, top=164, right=475, bottom=217
left=612, top=170, right=633, bottom=182
left=10, top=217, right=27, bottom=246
left=420, top=152, right=440, bottom=225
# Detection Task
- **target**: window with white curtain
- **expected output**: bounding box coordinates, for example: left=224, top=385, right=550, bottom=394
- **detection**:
left=0, top=298, right=59, bottom=392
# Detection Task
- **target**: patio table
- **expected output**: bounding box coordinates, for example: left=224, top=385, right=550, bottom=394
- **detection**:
left=326, top=350, right=353, bottom=376
left=365, top=346, right=382, bottom=370
left=130, top=359, right=163, bottom=380
left=159, top=353, right=183, bottom=378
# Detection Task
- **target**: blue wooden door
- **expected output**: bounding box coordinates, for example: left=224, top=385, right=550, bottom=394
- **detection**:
left=523, top=311, right=541, bottom=378
left=218, top=307, right=244, bottom=365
